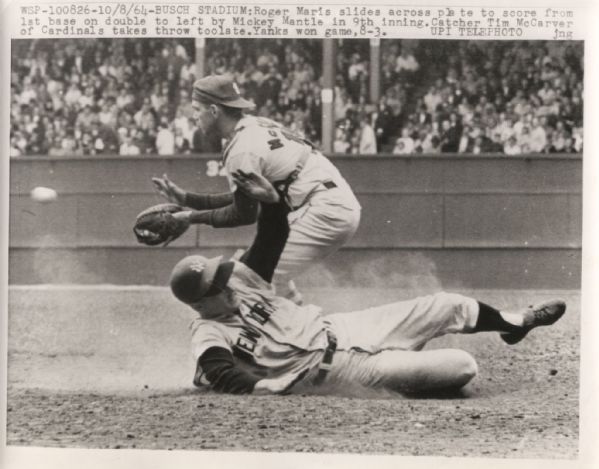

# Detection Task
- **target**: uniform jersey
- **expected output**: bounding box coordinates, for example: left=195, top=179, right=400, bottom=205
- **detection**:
left=222, top=115, right=360, bottom=211
left=190, top=260, right=328, bottom=380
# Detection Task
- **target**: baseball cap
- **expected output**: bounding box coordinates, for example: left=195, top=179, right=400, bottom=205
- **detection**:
left=192, top=75, right=255, bottom=109
left=170, top=255, right=235, bottom=304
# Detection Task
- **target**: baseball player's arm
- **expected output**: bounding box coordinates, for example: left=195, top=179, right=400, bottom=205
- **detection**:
left=231, top=170, right=280, bottom=204
left=198, top=346, right=261, bottom=394
left=175, top=189, right=259, bottom=228
left=185, top=191, right=234, bottom=210
left=239, top=200, right=290, bottom=283
left=152, top=174, right=234, bottom=210
left=199, top=347, right=307, bottom=395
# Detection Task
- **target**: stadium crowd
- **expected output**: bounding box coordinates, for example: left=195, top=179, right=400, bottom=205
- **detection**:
left=10, top=38, right=583, bottom=157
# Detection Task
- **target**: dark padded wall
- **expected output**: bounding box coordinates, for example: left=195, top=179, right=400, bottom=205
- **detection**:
left=9, top=154, right=582, bottom=288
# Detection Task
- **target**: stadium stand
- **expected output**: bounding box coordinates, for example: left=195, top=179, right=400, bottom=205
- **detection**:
left=10, top=39, right=583, bottom=156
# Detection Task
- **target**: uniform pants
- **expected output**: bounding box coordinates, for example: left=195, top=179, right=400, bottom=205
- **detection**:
left=299, top=292, right=481, bottom=393
left=274, top=196, right=361, bottom=298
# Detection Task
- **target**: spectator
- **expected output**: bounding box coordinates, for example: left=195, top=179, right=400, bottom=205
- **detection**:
left=134, top=99, right=157, bottom=132
left=529, top=117, right=548, bottom=153
left=358, top=115, right=377, bottom=154
left=48, top=136, right=65, bottom=156
left=440, top=119, right=460, bottom=153
left=116, top=86, right=135, bottom=111
left=156, top=118, right=175, bottom=155
left=458, top=125, right=473, bottom=153
left=150, top=82, right=168, bottom=114
left=471, top=136, right=487, bottom=155
left=10, top=136, right=22, bottom=157
left=537, top=81, right=556, bottom=105
left=374, top=98, right=399, bottom=152
left=417, top=125, right=437, bottom=153
left=90, top=129, right=105, bottom=154
left=503, top=136, right=521, bottom=155
left=348, top=132, right=361, bottom=155
left=562, top=135, right=576, bottom=153
left=173, top=107, right=193, bottom=142
left=549, top=128, right=567, bottom=153
left=180, top=55, right=196, bottom=83
left=64, top=82, right=82, bottom=107
left=413, top=101, right=432, bottom=127
left=61, top=131, right=77, bottom=154
left=333, top=127, right=350, bottom=154
left=132, top=128, right=153, bottom=154
left=176, top=88, right=195, bottom=118
left=98, top=102, right=117, bottom=128
left=429, top=135, right=442, bottom=154
left=487, top=131, right=504, bottom=153
left=174, top=127, right=191, bottom=154
left=119, top=133, right=141, bottom=156
left=517, top=125, right=533, bottom=151
left=395, top=48, right=420, bottom=78
left=393, top=128, right=415, bottom=154
left=79, top=132, right=95, bottom=155
left=423, top=85, right=442, bottom=115
left=572, top=127, right=583, bottom=153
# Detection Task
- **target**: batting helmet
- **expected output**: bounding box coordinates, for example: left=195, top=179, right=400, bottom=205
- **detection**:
left=169, top=255, right=235, bottom=304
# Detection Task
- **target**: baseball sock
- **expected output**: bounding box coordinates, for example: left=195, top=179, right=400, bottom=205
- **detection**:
left=473, top=301, right=524, bottom=333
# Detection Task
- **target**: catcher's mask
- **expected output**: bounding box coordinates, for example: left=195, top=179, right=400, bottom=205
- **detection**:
left=170, top=255, right=235, bottom=304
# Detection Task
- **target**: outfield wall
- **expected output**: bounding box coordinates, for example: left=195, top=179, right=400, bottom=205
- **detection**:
left=9, top=154, right=582, bottom=289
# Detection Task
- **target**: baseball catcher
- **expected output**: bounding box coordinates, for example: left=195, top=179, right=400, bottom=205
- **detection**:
left=133, top=203, right=190, bottom=247
left=152, top=74, right=361, bottom=304
left=167, top=193, right=567, bottom=396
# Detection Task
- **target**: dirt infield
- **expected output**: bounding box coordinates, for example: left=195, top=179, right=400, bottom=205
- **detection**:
left=6, top=287, right=580, bottom=457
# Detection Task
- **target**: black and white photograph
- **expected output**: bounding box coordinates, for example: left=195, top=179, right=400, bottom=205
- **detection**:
left=1, top=1, right=598, bottom=468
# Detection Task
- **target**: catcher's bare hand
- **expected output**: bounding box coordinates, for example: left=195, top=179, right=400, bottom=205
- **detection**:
left=152, top=173, right=186, bottom=205
left=232, top=170, right=280, bottom=203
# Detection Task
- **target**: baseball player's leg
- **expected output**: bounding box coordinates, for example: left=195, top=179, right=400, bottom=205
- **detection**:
left=377, top=349, right=478, bottom=392
left=328, top=291, right=480, bottom=352
left=273, top=203, right=361, bottom=301
left=473, top=298, right=566, bottom=344
left=324, top=348, right=477, bottom=393
left=328, top=292, right=567, bottom=351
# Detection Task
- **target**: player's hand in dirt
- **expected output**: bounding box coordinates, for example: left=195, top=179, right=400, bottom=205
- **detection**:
left=253, top=369, right=308, bottom=395
left=152, top=173, right=187, bottom=205
left=232, top=170, right=280, bottom=204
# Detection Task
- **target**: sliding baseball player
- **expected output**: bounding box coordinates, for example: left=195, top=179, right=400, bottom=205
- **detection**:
left=168, top=197, right=566, bottom=395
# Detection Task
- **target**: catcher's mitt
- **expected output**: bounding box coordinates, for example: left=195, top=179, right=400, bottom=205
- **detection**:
left=133, top=203, right=190, bottom=246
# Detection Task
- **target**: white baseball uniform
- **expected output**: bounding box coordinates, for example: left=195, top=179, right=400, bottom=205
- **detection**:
left=222, top=115, right=361, bottom=299
left=190, top=259, right=481, bottom=393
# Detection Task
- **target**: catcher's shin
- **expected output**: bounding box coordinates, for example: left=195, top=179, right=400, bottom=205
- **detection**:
left=133, top=203, right=190, bottom=246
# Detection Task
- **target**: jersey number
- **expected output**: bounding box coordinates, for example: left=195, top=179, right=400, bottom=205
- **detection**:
left=267, top=138, right=284, bottom=150
left=267, top=129, right=304, bottom=150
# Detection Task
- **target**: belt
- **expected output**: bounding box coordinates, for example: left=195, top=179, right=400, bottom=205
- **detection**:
left=288, top=180, right=338, bottom=211
left=313, top=329, right=337, bottom=385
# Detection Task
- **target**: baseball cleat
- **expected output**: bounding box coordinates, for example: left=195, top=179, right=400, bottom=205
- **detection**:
left=501, top=299, right=566, bottom=345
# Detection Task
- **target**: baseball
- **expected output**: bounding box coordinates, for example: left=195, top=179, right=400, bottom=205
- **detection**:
left=30, top=186, right=58, bottom=203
